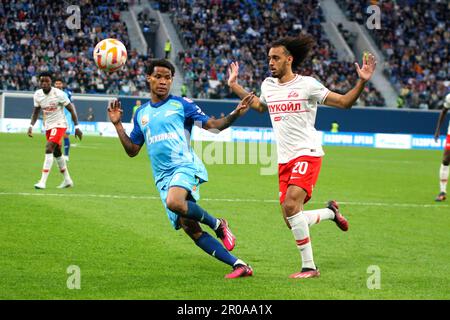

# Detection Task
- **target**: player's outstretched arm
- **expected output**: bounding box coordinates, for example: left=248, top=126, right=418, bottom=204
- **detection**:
left=227, top=62, right=267, bottom=113
left=324, top=52, right=377, bottom=109
left=65, top=103, right=83, bottom=140
left=28, top=107, right=41, bottom=137
left=108, top=99, right=142, bottom=157
left=204, top=93, right=255, bottom=132
left=434, top=108, right=448, bottom=142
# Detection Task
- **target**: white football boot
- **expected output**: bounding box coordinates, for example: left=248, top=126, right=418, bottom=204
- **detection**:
left=34, top=181, right=46, bottom=189
left=57, top=179, right=74, bottom=189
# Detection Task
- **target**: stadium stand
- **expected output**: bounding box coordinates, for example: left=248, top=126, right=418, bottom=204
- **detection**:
left=0, top=0, right=153, bottom=96
left=336, top=0, right=449, bottom=109
left=166, top=0, right=385, bottom=106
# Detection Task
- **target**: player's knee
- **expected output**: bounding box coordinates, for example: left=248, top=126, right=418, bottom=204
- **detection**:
left=45, top=145, right=54, bottom=154
left=282, top=199, right=299, bottom=216
left=53, top=147, right=62, bottom=158
left=443, top=156, right=450, bottom=166
left=166, top=198, right=187, bottom=215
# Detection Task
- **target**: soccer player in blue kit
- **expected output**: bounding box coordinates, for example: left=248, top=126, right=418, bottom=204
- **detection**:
left=54, top=79, right=74, bottom=161
left=108, top=60, right=255, bottom=278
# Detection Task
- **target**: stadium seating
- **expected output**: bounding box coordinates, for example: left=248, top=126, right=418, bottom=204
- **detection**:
left=167, top=0, right=385, bottom=106
left=336, top=0, right=449, bottom=109
left=0, top=0, right=152, bottom=96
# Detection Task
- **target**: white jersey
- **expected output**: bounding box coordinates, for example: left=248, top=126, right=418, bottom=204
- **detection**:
left=33, top=87, right=71, bottom=130
left=260, top=75, right=330, bottom=164
left=446, top=93, right=450, bottom=134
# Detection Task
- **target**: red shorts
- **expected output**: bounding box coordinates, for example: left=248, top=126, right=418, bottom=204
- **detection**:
left=278, top=155, right=322, bottom=204
left=46, top=128, right=66, bottom=145
left=445, top=135, right=450, bottom=150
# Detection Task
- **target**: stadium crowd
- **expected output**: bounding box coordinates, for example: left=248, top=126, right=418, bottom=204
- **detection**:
left=169, top=0, right=385, bottom=106
left=0, top=0, right=153, bottom=96
left=337, top=0, right=449, bottom=109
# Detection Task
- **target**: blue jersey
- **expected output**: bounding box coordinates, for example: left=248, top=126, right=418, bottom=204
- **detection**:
left=64, top=88, right=73, bottom=103
left=130, top=95, right=210, bottom=186
left=63, top=89, right=74, bottom=133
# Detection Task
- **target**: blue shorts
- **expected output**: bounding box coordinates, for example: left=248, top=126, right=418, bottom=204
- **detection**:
left=157, top=169, right=204, bottom=230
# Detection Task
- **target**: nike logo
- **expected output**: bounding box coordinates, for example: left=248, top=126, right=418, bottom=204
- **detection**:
left=165, top=110, right=178, bottom=117
left=212, top=250, right=216, bottom=257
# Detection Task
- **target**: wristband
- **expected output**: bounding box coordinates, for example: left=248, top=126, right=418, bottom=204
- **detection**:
left=29, top=124, right=34, bottom=128
left=75, top=125, right=80, bottom=130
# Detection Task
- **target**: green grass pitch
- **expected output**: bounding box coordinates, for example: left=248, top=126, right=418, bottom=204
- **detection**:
left=0, top=132, right=449, bottom=299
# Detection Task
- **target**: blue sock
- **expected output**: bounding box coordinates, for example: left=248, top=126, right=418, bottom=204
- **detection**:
left=64, top=137, right=70, bottom=156
left=186, top=201, right=218, bottom=230
left=195, top=232, right=238, bottom=266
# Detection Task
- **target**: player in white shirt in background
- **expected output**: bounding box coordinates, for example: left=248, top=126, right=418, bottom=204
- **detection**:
left=228, top=34, right=376, bottom=279
left=28, top=72, right=83, bottom=189
left=433, top=93, right=450, bottom=202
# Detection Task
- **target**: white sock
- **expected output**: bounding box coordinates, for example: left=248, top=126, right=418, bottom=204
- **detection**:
left=303, top=208, right=335, bottom=226
left=40, top=153, right=54, bottom=184
left=440, top=164, right=449, bottom=193
left=55, top=156, right=71, bottom=181
left=287, top=212, right=316, bottom=270
left=233, top=259, right=246, bottom=267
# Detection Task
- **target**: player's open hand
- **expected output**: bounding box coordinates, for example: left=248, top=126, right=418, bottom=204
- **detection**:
left=355, top=52, right=377, bottom=82
left=235, top=92, right=255, bottom=116
left=227, top=62, right=240, bottom=87
left=75, top=128, right=83, bottom=141
left=108, top=99, right=123, bottom=125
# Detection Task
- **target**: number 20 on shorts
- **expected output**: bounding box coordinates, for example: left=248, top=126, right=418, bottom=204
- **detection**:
left=292, top=161, right=308, bottom=174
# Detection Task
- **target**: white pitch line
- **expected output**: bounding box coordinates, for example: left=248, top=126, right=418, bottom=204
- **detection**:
left=0, top=192, right=448, bottom=208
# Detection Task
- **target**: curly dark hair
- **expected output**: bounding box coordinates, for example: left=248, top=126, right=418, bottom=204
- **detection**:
left=270, top=34, right=316, bottom=69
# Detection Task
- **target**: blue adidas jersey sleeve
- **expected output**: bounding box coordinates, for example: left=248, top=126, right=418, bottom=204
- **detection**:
left=181, top=97, right=210, bottom=127
left=130, top=109, right=145, bottom=146
left=63, top=89, right=73, bottom=103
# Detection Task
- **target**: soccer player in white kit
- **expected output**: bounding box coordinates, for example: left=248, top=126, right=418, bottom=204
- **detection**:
left=28, top=72, right=83, bottom=189
left=228, top=34, right=377, bottom=279
left=433, top=93, right=450, bottom=202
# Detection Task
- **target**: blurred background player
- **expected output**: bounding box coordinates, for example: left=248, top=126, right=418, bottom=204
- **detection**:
left=331, top=120, right=340, bottom=133
left=433, top=93, right=450, bottom=201
left=164, top=39, right=171, bottom=59
left=131, top=99, right=142, bottom=122
left=107, top=59, right=254, bottom=278
left=54, top=79, right=75, bottom=162
left=28, top=72, right=83, bottom=189
left=228, top=34, right=376, bottom=279
left=85, top=107, right=95, bottom=122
